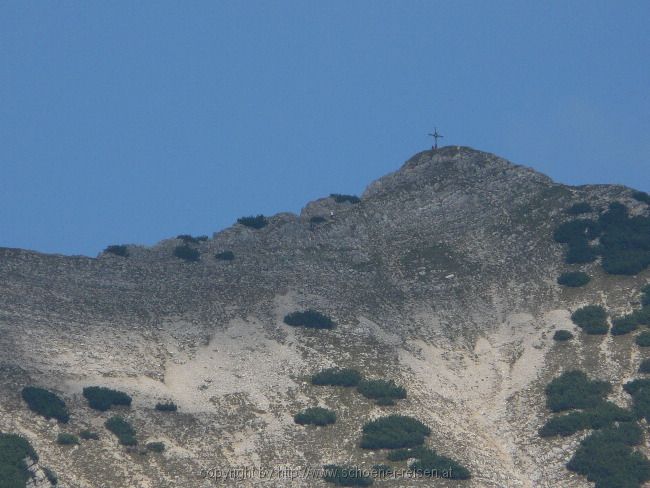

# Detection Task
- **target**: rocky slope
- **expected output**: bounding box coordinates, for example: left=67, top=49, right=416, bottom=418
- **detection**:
left=1, top=146, right=648, bottom=487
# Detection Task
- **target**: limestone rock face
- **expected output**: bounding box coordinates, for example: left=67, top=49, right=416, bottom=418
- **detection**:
left=0, top=147, right=647, bottom=487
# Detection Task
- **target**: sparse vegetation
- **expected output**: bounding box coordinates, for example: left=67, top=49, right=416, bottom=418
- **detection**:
left=21, top=386, right=69, bottom=423
left=56, top=433, right=79, bottom=445
left=553, top=330, right=574, bottom=341
left=83, top=386, right=132, bottom=411
left=0, top=432, right=38, bottom=488
left=284, top=310, right=335, bottom=329
left=294, top=407, right=336, bottom=426
left=566, top=202, right=593, bottom=215
left=79, top=430, right=99, bottom=440
left=105, top=416, right=137, bottom=446
left=360, top=415, right=430, bottom=449
left=323, top=465, right=373, bottom=486
left=571, top=305, right=609, bottom=335
left=146, top=442, right=165, bottom=453
left=237, top=215, right=268, bottom=229
left=215, top=250, right=235, bottom=261
left=545, top=370, right=611, bottom=412
left=636, top=331, right=650, bottom=347
left=104, top=244, right=129, bottom=257
left=557, top=271, right=591, bottom=287
left=330, top=194, right=361, bottom=204
left=155, top=401, right=178, bottom=412
left=311, top=368, right=362, bottom=387
left=357, top=380, right=406, bottom=402
left=173, top=245, right=200, bottom=262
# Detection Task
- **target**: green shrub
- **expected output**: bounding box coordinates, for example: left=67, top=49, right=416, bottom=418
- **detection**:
left=215, top=250, right=235, bottom=261
left=553, top=330, right=573, bottom=341
left=567, top=424, right=650, bottom=488
left=636, top=331, right=650, bottom=347
left=633, top=191, right=650, bottom=204
left=42, top=466, right=58, bottom=485
left=177, top=234, right=208, bottom=244
left=104, top=244, right=129, bottom=257
left=539, top=402, right=633, bottom=437
left=0, top=432, right=38, bottom=488
left=21, top=386, right=69, bottom=423
left=357, top=380, right=406, bottom=401
left=564, top=240, right=599, bottom=264
left=557, top=272, right=591, bottom=287
left=83, top=386, right=132, bottom=411
left=408, top=448, right=471, bottom=480
left=105, top=416, right=137, bottom=446
left=237, top=215, right=268, bottom=229
left=566, top=202, right=593, bottom=215
left=330, top=194, right=361, bottom=204
left=322, top=465, right=373, bottom=486
left=639, top=359, right=650, bottom=373
left=631, top=388, right=650, bottom=422
left=553, top=219, right=601, bottom=243
left=79, top=430, right=99, bottom=440
left=623, top=379, right=650, bottom=396
left=632, top=306, right=650, bottom=326
left=611, top=315, right=639, bottom=336
left=173, top=245, right=200, bottom=262
left=146, top=442, right=165, bottom=453
left=598, top=203, right=650, bottom=275
left=311, top=368, right=362, bottom=387
left=310, top=216, right=327, bottom=224
left=155, top=402, right=178, bottom=412
left=284, top=310, right=335, bottom=329
left=571, top=305, right=609, bottom=334
left=294, top=407, right=336, bottom=426
left=56, top=433, right=79, bottom=445
left=545, top=370, right=611, bottom=412
left=360, top=415, right=431, bottom=449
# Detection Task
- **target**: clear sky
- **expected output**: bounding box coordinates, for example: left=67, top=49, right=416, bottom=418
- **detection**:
left=2, top=1, right=649, bottom=256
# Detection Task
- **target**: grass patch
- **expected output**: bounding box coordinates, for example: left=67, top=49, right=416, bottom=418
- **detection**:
left=284, top=310, right=335, bottom=329
left=237, top=215, right=268, bottom=229
left=545, top=370, right=611, bottom=412
left=21, top=386, right=69, bottom=423
left=360, top=415, right=430, bottom=449
left=557, top=271, right=591, bottom=287
left=0, top=432, right=38, bottom=488
left=83, top=386, right=132, bottom=411
left=311, top=368, right=362, bottom=387
left=553, top=330, right=574, bottom=341
left=571, top=305, right=609, bottom=335
left=105, top=416, right=137, bottom=446
left=294, top=407, right=336, bottom=426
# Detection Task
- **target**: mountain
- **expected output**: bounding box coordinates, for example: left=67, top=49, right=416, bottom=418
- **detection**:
left=1, top=146, right=649, bottom=487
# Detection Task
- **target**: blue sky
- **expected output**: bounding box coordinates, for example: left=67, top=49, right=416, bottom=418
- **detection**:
left=2, top=1, right=649, bottom=256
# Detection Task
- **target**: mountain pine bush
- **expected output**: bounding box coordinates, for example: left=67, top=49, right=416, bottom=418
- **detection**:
left=21, top=386, right=69, bottom=423
left=83, top=386, right=132, bottom=411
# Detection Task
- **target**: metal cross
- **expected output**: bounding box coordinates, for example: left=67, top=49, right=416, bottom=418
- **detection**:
left=428, top=128, right=443, bottom=149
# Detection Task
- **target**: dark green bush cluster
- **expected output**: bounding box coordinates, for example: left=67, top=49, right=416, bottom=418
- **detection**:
left=21, top=386, right=69, bottom=423
left=407, top=448, right=471, bottom=480
left=104, top=244, right=129, bottom=257
left=146, top=442, right=165, bottom=453
left=105, top=416, right=137, bottom=446
left=357, top=380, right=406, bottom=404
left=539, top=402, right=633, bottom=437
left=567, top=424, right=650, bottom=488
left=557, top=271, right=591, bottom=287
left=294, top=407, right=336, bottom=426
left=639, top=359, right=650, bottom=373
left=545, top=370, right=611, bottom=412
left=611, top=315, right=640, bottom=336
left=215, top=250, right=235, bottom=261
left=360, top=415, right=431, bottom=449
left=284, top=310, right=335, bottom=329
left=155, top=402, right=178, bottom=412
left=330, top=194, right=361, bottom=204
left=0, top=432, right=38, bottom=488
left=79, top=430, right=99, bottom=440
left=566, top=202, right=593, bottom=215
left=636, top=331, right=650, bottom=347
left=173, top=245, right=200, bottom=262
left=322, top=465, right=373, bottom=486
left=310, top=216, right=327, bottom=224
left=633, top=191, right=650, bottom=204
left=177, top=234, right=208, bottom=244
left=553, top=330, right=573, bottom=341
left=83, top=386, right=132, bottom=411
left=56, top=433, right=79, bottom=445
left=553, top=203, right=650, bottom=274
left=237, top=215, right=268, bottom=229
left=571, top=305, right=609, bottom=334
left=624, top=379, right=650, bottom=422
left=311, top=368, right=362, bottom=387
